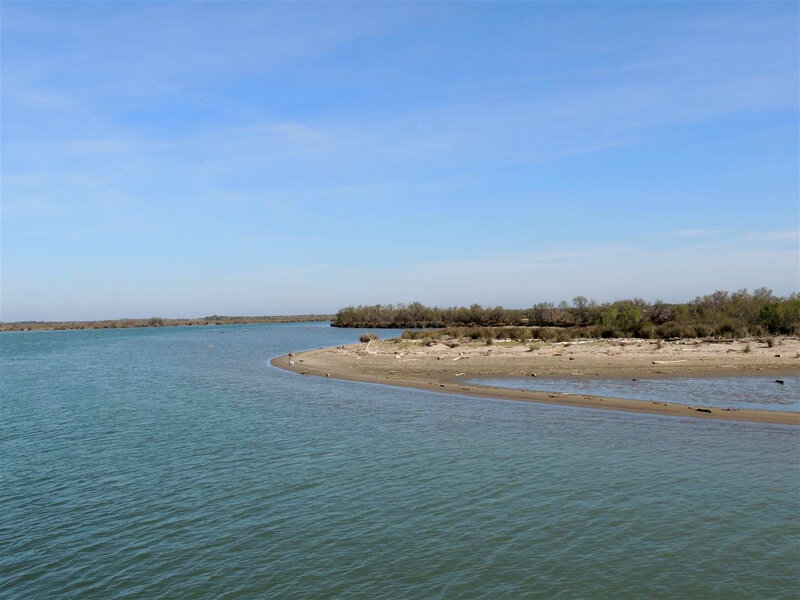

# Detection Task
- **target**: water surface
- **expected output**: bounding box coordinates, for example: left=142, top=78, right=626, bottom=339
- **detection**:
left=2, top=324, right=798, bottom=598
left=471, top=376, right=800, bottom=412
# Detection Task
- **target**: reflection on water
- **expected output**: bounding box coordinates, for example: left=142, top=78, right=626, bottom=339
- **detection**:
left=471, top=375, right=800, bottom=412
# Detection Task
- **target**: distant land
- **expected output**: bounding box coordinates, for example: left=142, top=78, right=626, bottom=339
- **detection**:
left=0, top=314, right=333, bottom=332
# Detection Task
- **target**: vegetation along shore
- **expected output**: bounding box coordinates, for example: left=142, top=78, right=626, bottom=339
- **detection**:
left=332, top=289, right=799, bottom=338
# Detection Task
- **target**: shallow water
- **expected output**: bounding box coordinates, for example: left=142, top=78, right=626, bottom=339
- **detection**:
left=472, top=376, right=800, bottom=412
left=2, top=323, right=799, bottom=599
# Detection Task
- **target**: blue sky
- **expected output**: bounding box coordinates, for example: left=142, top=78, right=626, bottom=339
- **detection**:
left=2, top=1, right=798, bottom=321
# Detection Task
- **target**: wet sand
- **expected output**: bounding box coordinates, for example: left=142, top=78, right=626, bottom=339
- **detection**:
left=271, top=337, right=800, bottom=425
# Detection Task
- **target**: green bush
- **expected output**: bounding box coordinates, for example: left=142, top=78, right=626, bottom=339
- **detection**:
left=330, top=290, right=800, bottom=338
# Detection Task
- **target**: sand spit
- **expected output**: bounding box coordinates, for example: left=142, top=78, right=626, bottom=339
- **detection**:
left=272, top=337, right=800, bottom=425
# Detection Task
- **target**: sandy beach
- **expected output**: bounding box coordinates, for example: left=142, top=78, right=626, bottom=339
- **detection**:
left=272, top=336, right=800, bottom=425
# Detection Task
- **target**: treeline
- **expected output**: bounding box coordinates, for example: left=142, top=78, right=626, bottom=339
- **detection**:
left=332, top=289, right=800, bottom=338
left=1, top=314, right=333, bottom=332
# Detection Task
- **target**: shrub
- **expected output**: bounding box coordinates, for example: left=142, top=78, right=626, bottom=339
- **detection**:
left=331, top=290, right=800, bottom=336
left=656, top=323, right=684, bottom=339
left=555, top=328, right=574, bottom=343
left=506, top=327, right=529, bottom=341
left=587, top=325, right=604, bottom=339
left=539, top=328, right=557, bottom=341
left=599, top=326, right=619, bottom=339
left=637, top=322, right=656, bottom=339
left=715, top=321, right=739, bottom=338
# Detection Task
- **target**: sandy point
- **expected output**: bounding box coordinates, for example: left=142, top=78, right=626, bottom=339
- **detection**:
left=271, top=337, right=800, bottom=425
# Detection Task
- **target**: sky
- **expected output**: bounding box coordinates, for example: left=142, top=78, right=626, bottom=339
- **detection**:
left=1, top=1, right=798, bottom=321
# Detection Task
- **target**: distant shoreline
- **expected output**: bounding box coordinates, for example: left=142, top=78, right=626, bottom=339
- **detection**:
left=0, top=315, right=333, bottom=332
left=272, top=336, right=800, bottom=425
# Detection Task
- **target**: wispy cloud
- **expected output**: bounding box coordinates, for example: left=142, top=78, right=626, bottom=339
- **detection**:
left=1, top=2, right=797, bottom=321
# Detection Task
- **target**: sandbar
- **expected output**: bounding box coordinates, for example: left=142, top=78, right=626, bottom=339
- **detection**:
left=271, top=337, right=800, bottom=425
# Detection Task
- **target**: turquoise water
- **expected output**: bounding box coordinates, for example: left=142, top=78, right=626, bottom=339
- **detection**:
left=472, top=376, right=800, bottom=412
left=2, top=323, right=799, bottom=599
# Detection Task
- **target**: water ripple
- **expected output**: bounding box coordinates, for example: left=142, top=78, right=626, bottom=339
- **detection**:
left=2, top=325, right=798, bottom=599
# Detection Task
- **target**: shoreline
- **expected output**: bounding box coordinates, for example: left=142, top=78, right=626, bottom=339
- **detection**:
left=0, top=317, right=332, bottom=333
left=271, top=337, right=800, bottom=425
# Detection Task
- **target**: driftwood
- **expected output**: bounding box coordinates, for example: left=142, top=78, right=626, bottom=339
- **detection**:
left=652, top=359, right=688, bottom=365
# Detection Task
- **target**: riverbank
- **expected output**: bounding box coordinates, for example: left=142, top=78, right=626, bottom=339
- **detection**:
left=271, top=337, right=800, bottom=425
